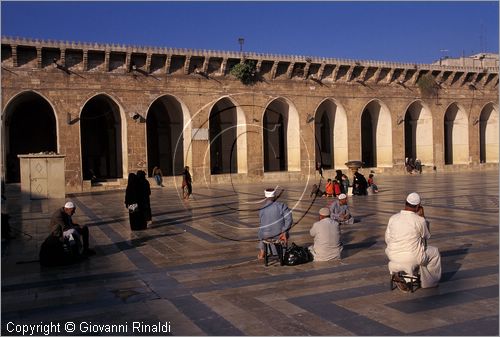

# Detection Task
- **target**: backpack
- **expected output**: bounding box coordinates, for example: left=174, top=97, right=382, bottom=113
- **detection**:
left=284, top=243, right=312, bottom=266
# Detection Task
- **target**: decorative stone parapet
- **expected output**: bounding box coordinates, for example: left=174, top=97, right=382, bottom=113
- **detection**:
left=1, top=36, right=498, bottom=89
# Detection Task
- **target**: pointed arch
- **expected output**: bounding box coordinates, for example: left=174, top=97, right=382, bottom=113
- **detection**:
left=208, top=96, right=247, bottom=175
left=360, top=99, right=393, bottom=167
left=403, top=100, right=434, bottom=166
left=314, top=98, right=348, bottom=169
left=145, top=94, right=193, bottom=176
left=262, top=97, right=300, bottom=172
left=79, top=93, right=125, bottom=180
left=444, top=103, right=469, bottom=165
left=2, top=91, right=58, bottom=182
left=479, top=102, right=499, bottom=163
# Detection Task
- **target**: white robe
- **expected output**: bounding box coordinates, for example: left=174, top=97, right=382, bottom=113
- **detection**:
left=309, top=217, right=342, bottom=261
left=385, top=210, right=441, bottom=288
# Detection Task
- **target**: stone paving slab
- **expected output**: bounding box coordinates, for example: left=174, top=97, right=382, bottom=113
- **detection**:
left=1, top=171, right=498, bottom=336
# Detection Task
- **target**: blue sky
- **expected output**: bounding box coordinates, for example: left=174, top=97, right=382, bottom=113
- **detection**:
left=1, top=1, right=498, bottom=64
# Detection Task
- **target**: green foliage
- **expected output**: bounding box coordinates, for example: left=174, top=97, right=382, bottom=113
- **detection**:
left=230, top=60, right=257, bottom=84
left=417, top=73, right=438, bottom=97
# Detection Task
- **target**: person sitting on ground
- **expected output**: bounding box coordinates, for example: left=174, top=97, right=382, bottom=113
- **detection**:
left=368, top=173, right=379, bottom=193
left=48, top=201, right=95, bottom=257
left=258, top=188, right=293, bottom=260
left=415, top=159, right=422, bottom=174
left=308, top=207, right=342, bottom=261
left=310, top=184, right=323, bottom=198
left=329, top=193, right=354, bottom=225
left=385, top=192, right=442, bottom=291
left=324, top=179, right=334, bottom=197
left=333, top=179, right=342, bottom=197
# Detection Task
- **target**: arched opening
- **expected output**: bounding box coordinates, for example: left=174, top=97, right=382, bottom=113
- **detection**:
left=146, top=96, right=184, bottom=176
left=316, top=111, right=332, bottom=169
left=263, top=101, right=286, bottom=172
left=361, top=100, right=393, bottom=167
left=209, top=98, right=238, bottom=174
left=479, top=103, right=499, bottom=163
left=314, top=99, right=348, bottom=169
left=404, top=101, right=434, bottom=166
left=444, top=103, right=469, bottom=165
left=263, top=98, right=300, bottom=172
left=80, top=95, right=123, bottom=180
left=3, top=91, right=57, bottom=183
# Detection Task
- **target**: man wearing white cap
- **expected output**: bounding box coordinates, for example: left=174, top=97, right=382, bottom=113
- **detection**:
left=257, top=188, right=293, bottom=259
left=309, top=207, right=343, bottom=261
left=49, top=201, right=95, bottom=257
left=329, top=193, right=354, bottom=225
left=385, top=192, right=441, bottom=289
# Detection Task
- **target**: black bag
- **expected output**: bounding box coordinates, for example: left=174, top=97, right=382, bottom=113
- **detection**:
left=284, top=243, right=311, bottom=266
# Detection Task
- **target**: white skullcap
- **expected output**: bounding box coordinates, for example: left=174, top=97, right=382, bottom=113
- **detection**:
left=64, top=201, right=75, bottom=209
left=338, top=193, right=347, bottom=200
left=406, top=192, right=421, bottom=206
left=264, top=189, right=276, bottom=198
left=319, top=207, right=330, bottom=216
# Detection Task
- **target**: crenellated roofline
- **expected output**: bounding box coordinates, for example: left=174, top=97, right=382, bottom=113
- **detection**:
left=2, top=36, right=498, bottom=73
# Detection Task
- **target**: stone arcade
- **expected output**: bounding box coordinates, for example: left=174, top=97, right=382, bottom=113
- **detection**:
left=1, top=37, right=498, bottom=193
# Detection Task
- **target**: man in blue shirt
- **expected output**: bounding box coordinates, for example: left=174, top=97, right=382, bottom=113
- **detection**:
left=329, top=193, right=354, bottom=225
left=257, top=188, right=293, bottom=259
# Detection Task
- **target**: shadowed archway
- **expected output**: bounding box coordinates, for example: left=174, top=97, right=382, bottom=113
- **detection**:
left=146, top=96, right=185, bottom=176
left=404, top=101, right=434, bottom=166
left=80, top=95, right=123, bottom=180
left=263, top=98, right=300, bottom=172
left=314, top=99, right=348, bottom=169
left=360, top=100, right=392, bottom=167
left=3, top=91, right=57, bottom=183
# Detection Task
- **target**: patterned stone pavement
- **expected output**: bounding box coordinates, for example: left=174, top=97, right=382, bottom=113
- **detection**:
left=1, top=170, right=498, bottom=336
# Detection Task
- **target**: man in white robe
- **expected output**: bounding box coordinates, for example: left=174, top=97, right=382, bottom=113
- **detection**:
left=385, top=192, right=441, bottom=288
left=309, top=207, right=342, bottom=261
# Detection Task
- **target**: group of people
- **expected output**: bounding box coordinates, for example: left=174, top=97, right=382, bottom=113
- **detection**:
left=125, top=166, right=192, bottom=231
left=258, top=186, right=441, bottom=291
left=151, top=165, right=192, bottom=200
left=40, top=163, right=441, bottom=291
left=39, top=165, right=194, bottom=266
left=311, top=169, right=380, bottom=197
left=325, top=172, right=350, bottom=197
left=405, top=157, right=422, bottom=174
left=258, top=187, right=354, bottom=261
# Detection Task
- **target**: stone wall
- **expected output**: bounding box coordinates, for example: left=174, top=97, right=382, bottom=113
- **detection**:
left=1, top=37, right=498, bottom=193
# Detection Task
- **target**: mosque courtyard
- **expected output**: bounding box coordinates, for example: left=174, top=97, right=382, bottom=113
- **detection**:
left=1, top=170, right=498, bottom=336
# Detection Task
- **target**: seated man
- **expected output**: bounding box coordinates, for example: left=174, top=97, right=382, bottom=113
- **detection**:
left=385, top=192, right=441, bottom=290
left=258, top=188, right=293, bottom=259
left=329, top=193, right=354, bottom=225
left=309, top=207, right=342, bottom=261
left=49, top=201, right=96, bottom=257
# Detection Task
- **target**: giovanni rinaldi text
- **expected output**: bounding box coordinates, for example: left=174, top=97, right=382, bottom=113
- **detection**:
left=5, top=321, right=172, bottom=335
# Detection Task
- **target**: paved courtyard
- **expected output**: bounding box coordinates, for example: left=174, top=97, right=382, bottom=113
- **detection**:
left=1, top=170, right=499, bottom=336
